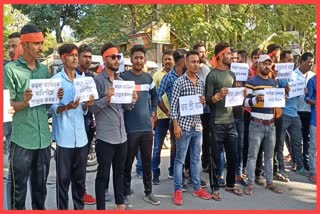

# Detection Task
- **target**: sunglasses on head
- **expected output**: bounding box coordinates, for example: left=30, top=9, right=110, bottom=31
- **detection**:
left=107, top=54, right=122, bottom=60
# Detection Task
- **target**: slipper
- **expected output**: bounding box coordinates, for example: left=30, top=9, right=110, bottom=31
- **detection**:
left=211, top=191, right=222, bottom=201
left=244, top=184, right=254, bottom=196
left=265, top=184, right=283, bottom=194
left=225, top=187, right=244, bottom=196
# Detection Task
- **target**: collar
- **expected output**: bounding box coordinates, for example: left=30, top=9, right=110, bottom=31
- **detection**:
left=61, top=67, right=82, bottom=82
left=18, top=56, right=41, bottom=70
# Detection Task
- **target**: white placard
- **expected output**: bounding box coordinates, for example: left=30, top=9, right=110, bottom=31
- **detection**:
left=230, top=63, right=249, bottom=81
left=29, top=79, right=62, bottom=107
left=225, top=87, right=245, bottom=107
left=3, top=90, right=12, bottom=122
left=289, top=79, right=305, bottom=98
left=275, top=63, right=294, bottom=79
left=264, top=88, right=286, bottom=108
left=110, top=80, right=135, bottom=104
left=179, top=95, right=203, bottom=116
left=116, top=53, right=125, bottom=74
left=74, top=77, right=99, bottom=102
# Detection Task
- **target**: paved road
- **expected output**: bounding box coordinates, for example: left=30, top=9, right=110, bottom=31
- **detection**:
left=3, top=148, right=316, bottom=210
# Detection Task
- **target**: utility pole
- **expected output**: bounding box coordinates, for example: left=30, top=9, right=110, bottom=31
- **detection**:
left=156, top=4, right=162, bottom=70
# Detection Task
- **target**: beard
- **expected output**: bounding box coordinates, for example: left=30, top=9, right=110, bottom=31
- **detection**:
left=107, top=62, right=119, bottom=72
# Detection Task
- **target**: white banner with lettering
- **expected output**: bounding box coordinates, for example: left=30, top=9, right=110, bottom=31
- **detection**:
left=264, top=88, right=286, bottom=108
left=3, top=90, right=12, bottom=122
left=179, top=95, right=203, bottom=116
left=289, top=79, right=305, bottom=98
left=230, top=63, right=249, bottom=81
left=275, top=63, right=294, bottom=79
left=110, top=80, right=135, bottom=104
left=29, top=79, right=62, bottom=107
left=225, top=87, right=245, bottom=107
left=74, top=77, right=99, bottom=102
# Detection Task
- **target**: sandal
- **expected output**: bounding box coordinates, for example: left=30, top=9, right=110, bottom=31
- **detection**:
left=225, top=186, right=243, bottom=196
left=265, top=184, right=283, bottom=194
left=211, top=191, right=222, bottom=201
left=244, top=184, right=254, bottom=196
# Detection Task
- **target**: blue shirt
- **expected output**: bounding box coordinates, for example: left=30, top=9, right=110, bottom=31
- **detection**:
left=157, top=67, right=179, bottom=104
left=278, top=68, right=305, bottom=117
left=50, top=69, right=88, bottom=148
left=305, top=75, right=316, bottom=126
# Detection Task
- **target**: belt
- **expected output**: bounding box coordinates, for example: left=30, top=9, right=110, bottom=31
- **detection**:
left=251, top=117, right=275, bottom=125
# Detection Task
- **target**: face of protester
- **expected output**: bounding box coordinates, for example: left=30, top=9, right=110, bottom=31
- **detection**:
left=105, top=52, right=120, bottom=72
left=78, top=51, right=92, bottom=71
left=8, top=37, right=20, bottom=60
left=284, top=53, right=294, bottom=63
left=221, top=49, right=232, bottom=66
left=237, top=54, right=245, bottom=63
left=63, top=50, right=79, bottom=70
left=271, top=49, right=281, bottom=63
left=163, top=54, right=174, bottom=72
left=258, top=60, right=272, bottom=76
left=186, top=54, right=200, bottom=74
left=300, top=57, right=314, bottom=73
left=23, top=41, right=44, bottom=59
left=230, top=52, right=238, bottom=63
left=252, top=54, right=260, bottom=68
left=131, top=51, right=146, bottom=73
left=197, top=46, right=207, bottom=64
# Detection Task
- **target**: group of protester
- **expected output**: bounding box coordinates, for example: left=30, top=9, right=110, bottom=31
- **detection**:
left=3, top=23, right=316, bottom=210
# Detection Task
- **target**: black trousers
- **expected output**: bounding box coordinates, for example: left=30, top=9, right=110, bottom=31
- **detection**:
left=273, top=116, right=283, bottom=174
left=243, top=110, right=264, bottom=177
left=201, top=113, right=211, bottom=169
left=124, top=132, right=153, bottom=196
left=95, top=140, right=127, bottom=209
left=11, top=142, right=51, bottom=210
left=298, top=111, right=311, bottom=170
left=56, top=145, right=88, bottom=210
left=209, top=123, right=238, bottom=191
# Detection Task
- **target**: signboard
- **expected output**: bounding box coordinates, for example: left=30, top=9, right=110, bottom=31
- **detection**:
left=230, top=63, right=249, bottom=81
left=275, top=63, right=294, bottom=79
left=152, top=22, right=171, bottom=44
left=264, top=88, right=286, bottom=108
left=29, top=79, right=62, bottom=107
left=179, top=95, right=203, bottom=116
left=289, top=79, right=305, bottom=98
left=129, top=33, right=152, bottom=49
left=3, top=90, right=12, bottom=122
left=110, top=80, right=135, bottom=104
left=225, top=87, right=245, bottom=107
left=74, top=77, right=99, bottom=102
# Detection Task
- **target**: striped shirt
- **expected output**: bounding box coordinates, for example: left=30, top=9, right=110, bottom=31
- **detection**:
left=244, top=75, right=276, bottom=120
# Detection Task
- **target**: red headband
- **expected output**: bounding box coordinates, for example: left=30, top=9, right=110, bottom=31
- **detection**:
left=209, top=47, right=231, bottom=68
left=61, top=49, right=78, bottom=60
left=102, top=47, right=119, bottom=59
left=13, top=32, right=45, bottom=61
left=268, top=50, right=278, bottom=58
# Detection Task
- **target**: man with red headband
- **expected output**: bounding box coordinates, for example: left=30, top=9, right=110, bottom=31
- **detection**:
left=4, top=24, right=63, bottom=210
left=206, top=42, right=244, bottom=200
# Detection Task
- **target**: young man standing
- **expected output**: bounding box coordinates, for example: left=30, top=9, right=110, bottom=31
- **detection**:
left=90, top=43, right=138, bottom=210
left=4, top=24, right=63, bottom=210
left=171, top=50, right=211, bottom=205
left=122, top=45, right=160, bottom=206
left=51, top=44, right=94, bottom=210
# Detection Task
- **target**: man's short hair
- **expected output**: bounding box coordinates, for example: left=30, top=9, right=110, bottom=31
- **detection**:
left=280, top=50, right=293, bottom=61
left=230, top=47, right=238, bottom=53
left=300, top=52, right=314, bottom=63
left=130, top=45, right=146, bottom=56
left=193, top=43, right=205, bottom=51
left=173, top=48, right=187, bottom=63
left=8, top=32, right=20, bottom=39
left=267, top=44, right=281, bottom=54
left=214, top=42, right=230, bottom=56
left=100, top=42, right=117, bottom=56
left=186, top=50, right=199, bottom=59
left=251, top=48, right=263, bottom=58
left=238, top=50, right=248, bottom=62
left=58, top=43, right=78, bottom=56
left=78, top=44, right=92, bottom=55
left=20, top=24, right=42, bottom=35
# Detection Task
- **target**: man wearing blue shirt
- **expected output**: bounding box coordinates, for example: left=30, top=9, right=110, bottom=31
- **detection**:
left=50, top=44, right=94, bottom=210
left=277, top=52, right=314, bottom=176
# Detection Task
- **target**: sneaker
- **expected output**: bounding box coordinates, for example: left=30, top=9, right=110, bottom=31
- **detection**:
left=254, top=176, right=266, bottom=186
left=144, top=193, right=160, bottom=205
left=152, top=177, right=160, bottom=185
left=192, top=187, right=211, bottom=200
left=273, top=173, right=289, bottom=182
left=168, top=174, right=174, bottom=179
left=200, top=179, right=207, bottom=188
left=182, top=183, right=188, bottom=192
left=124, top=195, right=133, bottom=208
left=218, top=177, right=226, bottom=187
left=279, top=170, right=289, bottom=178
left=105, top=189, right=112, bottom=202
left=290, top=162, right=297, bottom=171
left=173, top=190, right=183, bottom=205
left=137, top=172, right=143, bottom=179
left=87, top=152, right=97, bottom=166
left=296, top=168, right=309, bottom=176
left=83, top=192, right=96, bottom=205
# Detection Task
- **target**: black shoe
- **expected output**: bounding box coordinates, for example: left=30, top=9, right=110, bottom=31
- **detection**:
left=152, top=177, right=160, bottom=185
left=200, top=179, right=207, bottom=188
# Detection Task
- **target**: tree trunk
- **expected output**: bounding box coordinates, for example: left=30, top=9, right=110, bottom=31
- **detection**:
left=128, top=5, right=137, bottom=34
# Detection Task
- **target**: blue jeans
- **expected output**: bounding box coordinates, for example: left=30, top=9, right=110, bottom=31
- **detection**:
left=174, top=128, right=202, bottom=191
left=309, top=125, right=316, bottom=176
left=279, top=114, right=303, bottom=170
left=247, top=121, right=276, bottom=186
left=234, top=119, right=244, bottom=176
left=151, top=119, right=170, bottom=177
